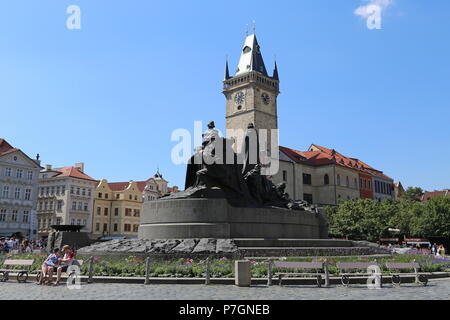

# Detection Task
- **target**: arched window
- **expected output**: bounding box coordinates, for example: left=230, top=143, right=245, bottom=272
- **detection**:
left=337, top=174, right=341, bottom=186
left=324, top=174, right=330, bottom=185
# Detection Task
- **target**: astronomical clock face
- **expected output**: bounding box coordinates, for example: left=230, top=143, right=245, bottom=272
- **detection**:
left=234, top=92, right=245, bottom=105
left=262, top=93, right=270, bottom=105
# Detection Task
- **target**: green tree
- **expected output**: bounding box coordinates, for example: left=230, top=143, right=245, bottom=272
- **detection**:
left=412, top=196, right=450, bottom=238
left=402, top=187, right=424, bottom=201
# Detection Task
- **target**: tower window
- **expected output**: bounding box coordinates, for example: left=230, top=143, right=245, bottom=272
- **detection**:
left=324, top=174, right=329, bottom=185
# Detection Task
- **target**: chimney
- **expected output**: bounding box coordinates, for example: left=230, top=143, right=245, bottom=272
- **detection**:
left=75, top=162, right=85, bottom=172
left=45, top=164, right=52, bottom=171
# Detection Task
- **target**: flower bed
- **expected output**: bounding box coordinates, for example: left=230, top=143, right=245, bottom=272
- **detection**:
left=0, top=253, right=448, bottom=278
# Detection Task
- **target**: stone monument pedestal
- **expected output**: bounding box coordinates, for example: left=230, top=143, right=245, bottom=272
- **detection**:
left=139, top=198, right=328, bottom=240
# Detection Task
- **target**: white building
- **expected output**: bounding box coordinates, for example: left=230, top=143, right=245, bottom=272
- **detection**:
left=0, top=139, right=41, bottom=239
left=37, top=163, right=97, bottom=237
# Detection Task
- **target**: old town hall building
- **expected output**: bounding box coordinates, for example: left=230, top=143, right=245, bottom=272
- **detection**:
left=224, top=33, right=395, bottom=206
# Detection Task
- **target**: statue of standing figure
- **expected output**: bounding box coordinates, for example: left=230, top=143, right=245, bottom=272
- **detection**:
left=170, top=120, right=311, bottom=211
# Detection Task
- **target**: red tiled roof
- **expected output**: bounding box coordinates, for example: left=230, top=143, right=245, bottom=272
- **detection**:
left=0, top=139, right=19, bottom=156
left=108, top=178, right=153, bottom=192
left=52, top=166, right=96, bottom=181
left=280, top=144, right=392, bottom=180
left=421, top=190, right=449, bottom=201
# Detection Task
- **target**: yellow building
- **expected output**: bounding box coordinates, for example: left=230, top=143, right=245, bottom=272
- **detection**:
left=92, top=172, right=178, bottom=239
left=92, top=180, right=146, bottom=239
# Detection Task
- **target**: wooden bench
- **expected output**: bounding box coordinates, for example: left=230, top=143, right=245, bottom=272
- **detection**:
left=0, top=259, right=34, bottom=283
left=36, top=260, right=84, bottom=283
left=336, top=262, right=380, bottom=286
left=385, top=262, right=428, bottom=286
left=274, top=261, right=325, bottom=287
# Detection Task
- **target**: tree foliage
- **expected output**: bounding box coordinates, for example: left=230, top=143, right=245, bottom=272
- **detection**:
left=402, top=186, right=424, bottom=201
left=326, top=196, right=450, bottom=241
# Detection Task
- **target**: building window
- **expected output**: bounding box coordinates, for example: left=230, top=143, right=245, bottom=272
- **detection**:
left=71, top=186, right=74, bottom=194
left=76, top=188, right=80, bottom=195
left=95, top=223, right=100, bottom=232
left=125, top=208, right=132, bottom=216
left=336, top=175, right=341, bottom=186
left=354, top=178, right=357, bottom=188
left=57, top=200, right=63, bottom=210
left=71, top=219, right=75, bottom=225
left=5, top=168, right=11, bottom=177
left=129, top=195, right=132, bottom=200
left=16, top=169, right=23, bottom=178
left=346, top=176, right=350, bottom=187
left=302, top=173, right=312, bottom=185
left=282, top=170, right=287, bottom=182
left=61, top=186, right=66, bottom=195
left=116, top=194, right=120, bottom=199
left=23, top=211, right=29, bottom=223
left=133, top=224, right=139, bottom=233
left=114, top=208, right=119, bottom=216
left=2, top=186, right=9, bottom=198
left=134, top=209, right=140, bottom=217
left=0, top=209, right=6, bottom=222
left=98, top=193, right=102, bottom=198
left=77, top=202, right=82, bottom=211
left=56, top=217, right=62, bottom=225
left=97, top=207, right=101, bottom=216
left=77, top=219, right=81, bottom=225
left=82, top=188, right=86, bottom=196
left=88, top=189, right=91, bottom=197
left=14, top=187, right=21, bottom=199
left=72, top=201, right=77, bottom=210
left=114, top=224, right=118, bottom=232
left=124, top=224, right=131, bottom=232
left=324, top=174, right=329, bottom=185
left=104, top=208, right=108, bottom=216
left=11, top=210, right=18, bottom=222
left=24, top=188, right=31, bottom=200
left=105, top=193, right=109, bottom=199
left=27, top=171, right=33, bottom=180
left=103, top=223, right=107, bottom=232
left=84, top=203, right=88, bottom=211
left=303, top=193, right=313, bottom=204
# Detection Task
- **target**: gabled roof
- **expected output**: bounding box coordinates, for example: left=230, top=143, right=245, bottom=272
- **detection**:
left=279, top=144, right=392, bottom=180
left=108, top=179, right=149, bottom=193
left=235, top=34, right=268, bottom=77
left=0, top=138, right=42, bottom=168
left=0, top=139, right=18, bottom=156
left=48, top=166, right=96, bottom=181
left=421, top=190, right=449, bottom=202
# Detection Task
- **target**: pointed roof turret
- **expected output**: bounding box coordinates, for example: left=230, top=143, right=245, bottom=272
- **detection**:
left=235, top=34, right=268, bottom=77
left=224, top=59, right=230, bottom=80
left=273, top=60, right=279, bottom=80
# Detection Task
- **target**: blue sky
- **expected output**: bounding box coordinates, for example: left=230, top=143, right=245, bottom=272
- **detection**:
left=1, top=0, right=449, bottom=191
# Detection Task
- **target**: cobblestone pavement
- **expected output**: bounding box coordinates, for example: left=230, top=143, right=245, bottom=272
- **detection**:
left=1, top=279, right=449, bottom=300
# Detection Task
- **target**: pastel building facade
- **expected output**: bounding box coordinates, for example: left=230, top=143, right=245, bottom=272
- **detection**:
left=92, top=171, right=178, bottom=239
left=0, top=139, right=41, bottom=239
left=37, top=163, right=97, bottom=237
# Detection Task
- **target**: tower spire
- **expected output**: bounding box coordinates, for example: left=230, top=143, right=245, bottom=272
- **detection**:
left=273, top=60, right=279, bottom=80
left=235, top=33, right=268, bottom=76
left=224, top=56, right=230, bottom=80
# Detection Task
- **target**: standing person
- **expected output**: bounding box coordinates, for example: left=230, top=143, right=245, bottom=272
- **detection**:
left=432, top=243, right=437, bottom=256
left=37, top=248, right=61, bottom=285
left=54, top=245, right=74, bottom=286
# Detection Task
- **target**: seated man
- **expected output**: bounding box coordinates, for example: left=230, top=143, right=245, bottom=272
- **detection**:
left=54, top=245, right=74, bottom=285
left=37, top=248, right=61, bottom=285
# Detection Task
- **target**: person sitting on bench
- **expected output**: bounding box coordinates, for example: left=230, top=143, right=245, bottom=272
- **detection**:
left=37, top=248, right=61, bottom=285
left=54, top=245, right=74, bottom=286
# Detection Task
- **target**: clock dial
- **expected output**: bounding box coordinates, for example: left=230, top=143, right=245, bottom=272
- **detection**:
left=234, top=92, right=245, bottom=105
left=262, top=93, right=270, bottom=105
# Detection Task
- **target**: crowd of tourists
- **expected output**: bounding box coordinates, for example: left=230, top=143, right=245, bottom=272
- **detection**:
left=0, top=237, right=46, bottom=254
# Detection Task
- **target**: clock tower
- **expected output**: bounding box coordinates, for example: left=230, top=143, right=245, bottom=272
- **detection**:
left=223, top=33, right=280, bottom=157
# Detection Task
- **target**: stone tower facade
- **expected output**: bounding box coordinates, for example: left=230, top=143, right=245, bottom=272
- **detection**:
left=223, top=34, right=280, bottom=157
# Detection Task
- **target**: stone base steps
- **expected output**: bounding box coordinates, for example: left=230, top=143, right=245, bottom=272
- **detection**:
left=233, top=238, right=354, bottom=248
left=238, top=246, right=391, bottom=257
